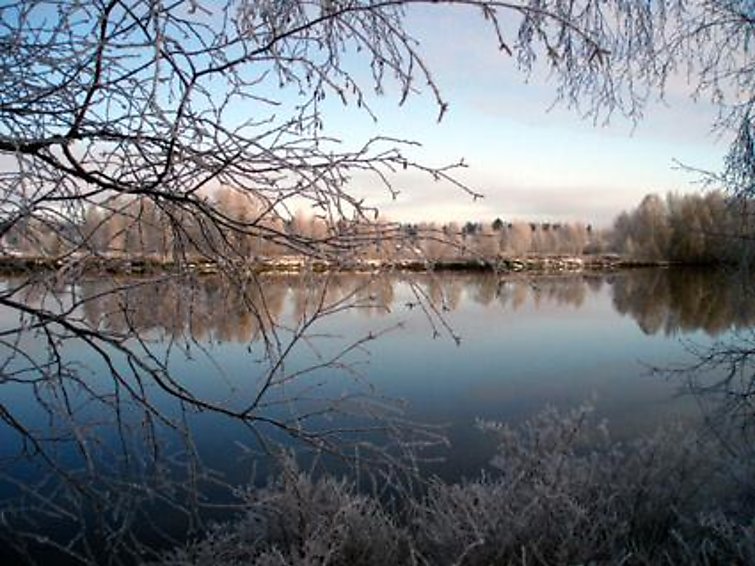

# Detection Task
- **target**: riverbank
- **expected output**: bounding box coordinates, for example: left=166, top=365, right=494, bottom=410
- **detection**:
left=0, top=253, right=673, bottom=276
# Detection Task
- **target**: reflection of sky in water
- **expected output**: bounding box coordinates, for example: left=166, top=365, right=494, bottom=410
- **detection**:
left=278, top=277, right=714, bottom=478
left=123, top=271, right=730, bottom=480
left=0, top=270, right=747, bottom=486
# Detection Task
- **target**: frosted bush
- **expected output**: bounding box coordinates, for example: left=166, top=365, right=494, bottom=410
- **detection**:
left=161, top=405, right=755, bottom=565
left=413, top=403, right=753, bottom=564
left=162, top=454, right=407, bottom=566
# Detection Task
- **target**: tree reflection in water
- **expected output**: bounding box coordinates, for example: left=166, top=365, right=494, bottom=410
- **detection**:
left=612, top=267, right=755, bottom=336
left=49, top=269, right=755, bottom=344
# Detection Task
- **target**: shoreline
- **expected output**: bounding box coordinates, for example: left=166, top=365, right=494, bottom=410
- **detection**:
left=0, top=254, right=682, bottom=276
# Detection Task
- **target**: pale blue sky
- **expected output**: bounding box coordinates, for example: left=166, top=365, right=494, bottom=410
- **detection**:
left=7, top=2, right=727, bottom=228
left=318, top=6, right=726, bottom=227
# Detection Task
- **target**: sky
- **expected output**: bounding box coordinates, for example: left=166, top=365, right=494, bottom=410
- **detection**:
left=3, top=2, right=729, bottom=229
left=317, top=6, right=728, bottom=228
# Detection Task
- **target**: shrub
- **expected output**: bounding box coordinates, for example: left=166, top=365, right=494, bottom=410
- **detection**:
left=161, top=453, right=407, bottom=566
left=414, top=404, right=754, bottom=564
left=161, top=405, right=755, bottom=565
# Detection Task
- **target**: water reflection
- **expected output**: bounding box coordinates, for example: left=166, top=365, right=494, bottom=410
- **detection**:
left=612, top=268, right=755, bottom=336
left=71, top=268, right=755, bottom=342
left=80, top=276, right=287, bottom=343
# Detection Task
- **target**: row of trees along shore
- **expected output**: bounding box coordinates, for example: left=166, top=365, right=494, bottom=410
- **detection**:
left=1, top=186, right=597, bottom=263
left=2, top=187, right=754, bottom=265
left=613, top=191, right=755, bottom=264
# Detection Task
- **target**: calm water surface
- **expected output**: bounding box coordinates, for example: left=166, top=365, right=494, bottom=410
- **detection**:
left=0, top=267, right=752, bottom=560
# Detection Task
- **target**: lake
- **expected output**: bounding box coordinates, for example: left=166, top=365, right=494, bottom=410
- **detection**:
left=0, top=266, right=753, bottom=562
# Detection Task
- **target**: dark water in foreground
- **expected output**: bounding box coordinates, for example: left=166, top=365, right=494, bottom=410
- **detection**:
left=0, top=267, right=753, bottom=561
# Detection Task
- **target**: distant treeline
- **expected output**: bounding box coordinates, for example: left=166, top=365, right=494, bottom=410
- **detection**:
left=613, top=191, right=755, bottom=264
left=401, top=219, right=604, bottom=259
left=2, top=187, right=753, bottom=264
left=0, top=187, right=606, bottom=262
